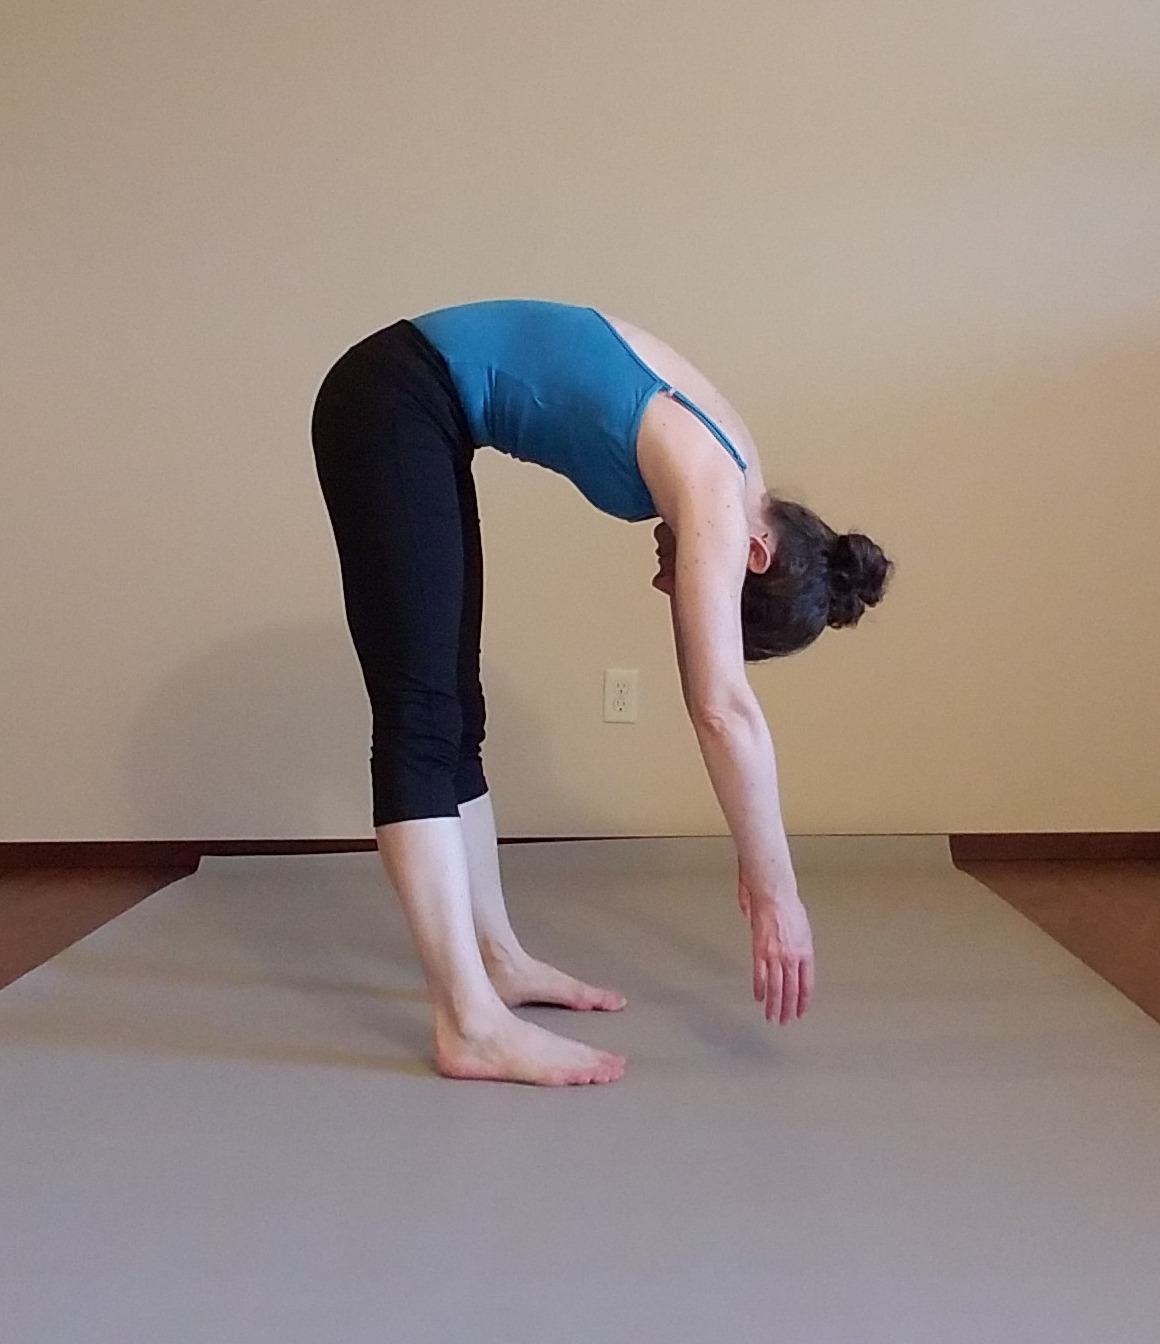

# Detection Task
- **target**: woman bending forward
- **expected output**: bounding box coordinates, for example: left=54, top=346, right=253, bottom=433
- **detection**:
left=311, top=300, right=893, bottom=1086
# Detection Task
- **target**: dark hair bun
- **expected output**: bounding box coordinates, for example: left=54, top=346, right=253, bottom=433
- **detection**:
left=826, top=532, right=893, bottom=629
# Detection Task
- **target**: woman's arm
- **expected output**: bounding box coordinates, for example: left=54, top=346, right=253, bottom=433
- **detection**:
left=666, top=485, right=815, bottom=1022
left=669, top=600, right=795, bottom=891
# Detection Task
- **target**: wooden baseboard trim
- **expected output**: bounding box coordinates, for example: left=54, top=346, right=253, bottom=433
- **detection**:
left=2, top=832, right=1158, bottom=871
left=0, top=839, right=375, bottom=870
left=949, top=833, right=1160, bottom=862
left=0, top=837, right=623, bottom=871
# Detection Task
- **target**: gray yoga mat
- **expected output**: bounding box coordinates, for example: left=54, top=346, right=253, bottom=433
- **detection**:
left=3, top=835, right=1159, bottom=1343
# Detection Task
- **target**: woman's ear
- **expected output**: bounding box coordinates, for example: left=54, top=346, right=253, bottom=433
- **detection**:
left=747, top=530, right=774, bottom=575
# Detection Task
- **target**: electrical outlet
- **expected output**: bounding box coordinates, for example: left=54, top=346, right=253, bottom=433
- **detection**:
left=603, top=668, right=639, bottom=723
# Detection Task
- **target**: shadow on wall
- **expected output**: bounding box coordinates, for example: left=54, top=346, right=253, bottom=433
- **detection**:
left=124, top=618, right=609, bottom=839
left=478, top=662, right=616, bottom=840
left=125, top=620, right=370, bottom=839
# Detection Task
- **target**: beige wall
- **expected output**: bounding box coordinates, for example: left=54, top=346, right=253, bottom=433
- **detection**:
left=2, top=1, right=1158, bottom=841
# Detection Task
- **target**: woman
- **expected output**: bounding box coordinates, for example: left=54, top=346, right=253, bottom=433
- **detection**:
left=311, top=300, right=892, bottom=1087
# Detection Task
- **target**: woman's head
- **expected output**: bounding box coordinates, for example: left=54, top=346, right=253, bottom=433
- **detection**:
left=740, top=494, right=894, bottom=660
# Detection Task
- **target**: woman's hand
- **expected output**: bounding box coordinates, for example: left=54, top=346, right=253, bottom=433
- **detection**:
left=738, top=870, right=815, bottom=1024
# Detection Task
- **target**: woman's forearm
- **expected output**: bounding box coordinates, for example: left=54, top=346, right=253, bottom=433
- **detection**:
left=690, top=697, right=797, bottom=896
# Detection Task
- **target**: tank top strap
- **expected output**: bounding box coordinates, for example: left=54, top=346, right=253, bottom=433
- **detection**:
left=663, top=387, right=748, bottom=472
left=586, top=309, right=749, bottom=474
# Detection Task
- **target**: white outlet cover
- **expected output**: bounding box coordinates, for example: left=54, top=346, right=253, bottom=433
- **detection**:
left=603, top=668, right=638, bottom=723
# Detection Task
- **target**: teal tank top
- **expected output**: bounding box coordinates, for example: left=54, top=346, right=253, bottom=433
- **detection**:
left=409, top=300, right=747, bottom=523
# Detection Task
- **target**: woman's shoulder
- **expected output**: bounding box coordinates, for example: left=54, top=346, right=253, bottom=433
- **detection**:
left=599, top=313, right=763, bottom=520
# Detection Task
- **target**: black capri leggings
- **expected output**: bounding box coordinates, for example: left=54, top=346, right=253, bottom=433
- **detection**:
left=311, top=320, right=488, bottom=826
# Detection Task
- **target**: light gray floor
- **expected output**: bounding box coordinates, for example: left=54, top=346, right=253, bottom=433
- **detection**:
left=3, top=836, right=1160, bottom=1343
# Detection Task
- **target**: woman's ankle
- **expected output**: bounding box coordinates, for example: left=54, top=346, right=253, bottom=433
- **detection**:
left=432, top=982, right=510, bottom=1041
left=478, top=934, right=527, bottom=972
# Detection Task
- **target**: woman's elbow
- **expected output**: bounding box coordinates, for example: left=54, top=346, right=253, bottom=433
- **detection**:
left=688, top=690, right=757, bottom=736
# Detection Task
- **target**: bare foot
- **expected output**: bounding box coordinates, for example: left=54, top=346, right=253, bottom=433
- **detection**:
left=434, top=1006, right=626, bottom=1086
left=481, top=944, right=627, bottom=1012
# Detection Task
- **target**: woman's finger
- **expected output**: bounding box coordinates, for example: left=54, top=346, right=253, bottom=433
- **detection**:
left=799, top=956, right=815, bottom=1017
left=764, top=958, right=783, bottom=1022
left=780, top=960, right=800, bottom=1025
left=753, top=950, right=767, bottom=1004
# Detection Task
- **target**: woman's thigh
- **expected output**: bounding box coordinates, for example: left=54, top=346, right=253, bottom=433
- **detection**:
left=312, top=323, right=476, bottom=818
